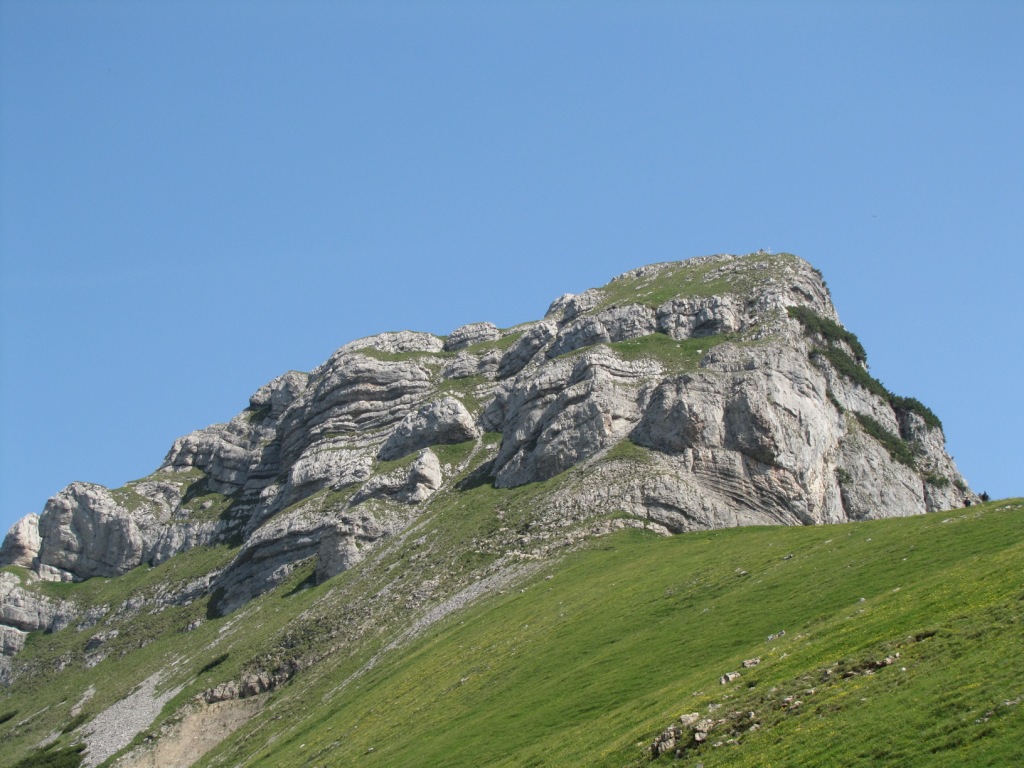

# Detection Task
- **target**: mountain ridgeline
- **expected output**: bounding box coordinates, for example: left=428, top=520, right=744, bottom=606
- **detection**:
left=0, top=252, right=999, bottom=768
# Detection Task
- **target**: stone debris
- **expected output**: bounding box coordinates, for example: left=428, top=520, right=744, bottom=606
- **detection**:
left=82, top=672, right=183, bottom=768
left=646, top=640, right=921, bottom=761
left=85, top=629, right=118, bottom=651
left=649, top=710, right=759, bottom=759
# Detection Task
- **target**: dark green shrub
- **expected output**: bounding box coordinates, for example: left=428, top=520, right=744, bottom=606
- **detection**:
left=787, top=306, right=867, bottom=363
left=812, top=347, right=889, bottom=401
left=855, top=414, right=916, bottom=468
left=60, top=713, right=89, bottom=734
left=13, top=743, right=85, bottom=768
left=244, top=404, right=272, bottom=424
left=825, top=387, right=844, bottom=413
left=891, top=395, right=943, bottom=430
left=796, top=312, right=943, bottom=434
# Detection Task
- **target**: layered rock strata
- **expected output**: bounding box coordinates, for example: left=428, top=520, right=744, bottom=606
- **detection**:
left=2, top=252, right=974, bottom=635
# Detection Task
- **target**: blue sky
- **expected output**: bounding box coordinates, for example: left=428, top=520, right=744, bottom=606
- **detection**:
left=1, top=1, right=1021, bottom=534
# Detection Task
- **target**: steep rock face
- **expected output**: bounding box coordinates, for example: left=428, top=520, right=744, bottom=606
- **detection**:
left=0, top=572, right=75, bottom=665
left=837, top=431, right=925, bottom=520
left=484, top=350, right=659, bottom=487
left=0, top=514, right=40, bottom=568
left=35, top=483, right=168, bottom=581
left=1, top=251, right=975, bottom=625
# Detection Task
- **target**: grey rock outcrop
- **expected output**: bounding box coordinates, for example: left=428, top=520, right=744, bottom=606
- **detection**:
left=161, top=419, right=265, bottom=496
left=547, top=304, right=658, bottom=359
left=248, top=371, right=309, bottom=418
left=442, top=350, right=503, bottom=380
left=315, top=514, right=388, bottom=584
left=35, top=483, right=167, bottom=581
left=355, top=449, right=442, bottom=505
left=0, top=514, right=40, bottom=568
left=444, top=322, right=501, bottom=351
left=545, top=289, right=603, bottom=323
left=338, top=331, right=444, bottom=355
left=656, top=295, right=744, bottom=339
left=278, top=353, right=435, bottom=462
left=0, top=571, right=76, bottom=660
left=485, top=349, right=660, bottom=488
left=837, top=430, right=925, bottom=521
left=547, top=315, right=612, bottom=358
left=284, top=447, right=373, bottom=502
left=212, top=450, right=441, bottom=613
left=597, top=304, right=659, bottom=341
left=210, top=496, right=330, bottom=615
left=497, top=321, right=557, bottom=379
left=378, top=397, right=480, bottom=460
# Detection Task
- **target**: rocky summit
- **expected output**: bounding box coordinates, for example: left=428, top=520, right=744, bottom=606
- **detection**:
left=0, top=252, right=981, bottom=767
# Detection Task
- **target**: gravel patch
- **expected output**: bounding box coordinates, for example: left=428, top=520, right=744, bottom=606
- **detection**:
left=82, top=672, right=183, bottom=767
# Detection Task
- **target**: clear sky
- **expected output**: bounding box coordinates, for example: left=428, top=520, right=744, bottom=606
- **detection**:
left=1, top=1, right=1021, bottom=535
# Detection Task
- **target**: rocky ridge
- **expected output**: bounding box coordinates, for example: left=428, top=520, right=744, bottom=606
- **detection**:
left=0, top=252, right=974, bottom=677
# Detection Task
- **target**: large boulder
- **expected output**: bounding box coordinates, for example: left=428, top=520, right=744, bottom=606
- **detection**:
left=378, top=397, right=480, bottom=461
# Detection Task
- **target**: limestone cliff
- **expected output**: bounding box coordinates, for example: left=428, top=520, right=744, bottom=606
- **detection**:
left=1, top=253, right=973, bottom=639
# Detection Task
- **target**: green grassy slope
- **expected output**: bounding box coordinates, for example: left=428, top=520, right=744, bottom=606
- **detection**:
left=192, top=498, right=1024, bottom=767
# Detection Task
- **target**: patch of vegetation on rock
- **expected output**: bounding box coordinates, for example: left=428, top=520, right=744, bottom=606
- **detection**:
left=855, top=413, right=917, bottom=468
left=799, top=308, right=943, bottom=431
left=602, top=438, right=656, bottom=465
left=788, top=304, right=867, bottom=362
left=597, top=253, right=803, bottom=311
left=608, top=332, right=729, bottom=372
left=891, top=394, right=943, bottom=430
